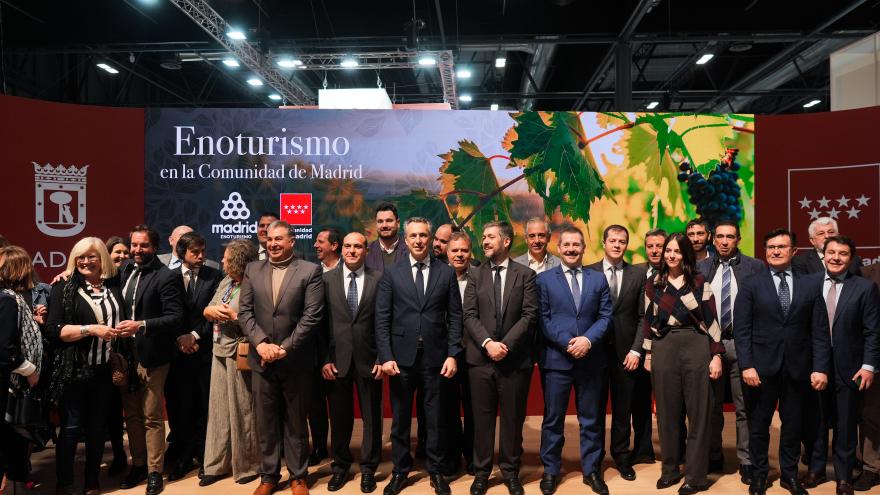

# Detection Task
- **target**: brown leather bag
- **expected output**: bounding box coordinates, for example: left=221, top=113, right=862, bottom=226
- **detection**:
left=108, top=351, right=129, bottom=387
left=236, top=342, right=251, bottom=371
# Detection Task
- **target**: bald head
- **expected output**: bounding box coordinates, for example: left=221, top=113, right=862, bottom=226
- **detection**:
left=169, top=225, right=194, bottom=251
left=433, top=224, right=454, bottom=259
left=342, top=231, right=368, bottom=271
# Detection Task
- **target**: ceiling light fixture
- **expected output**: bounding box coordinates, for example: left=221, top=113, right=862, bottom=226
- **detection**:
left=226, top=29, right=247, bottom=40
left=646, top=101, right=659, bottom=110
left=222, top=58, right=240, bottom=68
left=277, top=59, right=303, bottom=68
left=96, top=63, right=119, bottom=74
left=495, top=57, right=506, bottom=68
left=246, top=77, right=263, bottom=86
left=803, top=99, right=821, bottom=108
left=418, top=56, right=437, bottom=66
left=695, top=53, right=714, bottom=65
left=456, top=69, right=472, bottom=79
left=340, top=58, right=359, bottom=68
left=490, top=103, right=499, bottom=111
left=459, top=94, right=472, bottom=102
left=268, top=94, right=282, bottom=101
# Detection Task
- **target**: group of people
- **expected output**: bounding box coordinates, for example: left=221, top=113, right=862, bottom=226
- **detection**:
left=0, top=205, right=878, bottom=495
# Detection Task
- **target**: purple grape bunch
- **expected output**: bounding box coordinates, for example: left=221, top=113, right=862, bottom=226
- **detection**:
left=676, top=148, right=743, bottom=225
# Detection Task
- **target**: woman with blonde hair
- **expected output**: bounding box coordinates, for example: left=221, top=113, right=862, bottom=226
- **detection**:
left=199, top=239, right=261, bottom=486
left=46, top=237, right=126, bottom=495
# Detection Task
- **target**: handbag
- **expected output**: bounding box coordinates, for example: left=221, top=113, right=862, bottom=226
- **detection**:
left=4, top=388, right=52, bottom=448
left=236, top=342, right=251, bottom=371
left=108, top=351, right=129, bottom=388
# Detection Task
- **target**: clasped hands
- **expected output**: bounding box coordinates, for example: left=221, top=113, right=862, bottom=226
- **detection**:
left=566, top=336, right=591, bottom=359
left=256, top=342, right=287, bottom=366
left=380, top=357, right=458, bottom=379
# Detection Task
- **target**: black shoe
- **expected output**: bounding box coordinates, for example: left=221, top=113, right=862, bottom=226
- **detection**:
left=540, top=474, right=559, bottom=495
left=657, top=472, right=685, bottom=489
left=120, top=466, right=148, bottom=489
left=236, top=474, right=260, bottom=485
left=383, top=474, right=408, bottom=495
left=167, top=461, right=195, bottom=482
left=360, top=472, right=377, bottom=493
left=679, top=483, right=708, bottom=495
left=739, top=465, right=752, bottom=485
left=308, top=448, right=328, bottom=467
left=109, top=457, right=129, bottom=476
left=709, top=457, right=724, bottom=473
left=583, top=472, right=609, bottom=495
left=328, top=472, right=349, bottom=492
left=145, top=472, right=164, bottom=495
left=853, top=471, right=879, bottom=491
left=618, top=463, right=636, bottom=481
left=503, top=473, right=524, bottom=495
left=801, top=472, right=827, bottom=488
left=199, top=474, right=225, bottom=487
left=838, top=481, right=855, bottom=495
left=198, top=466, right=204, bottom=479
left=470, top=476, right=489, bottom=495
left=429, top=474, right=450, bottom=495
left=750, top=477, right=768, bottom=495
left=780, top=476, right=808, bottom=495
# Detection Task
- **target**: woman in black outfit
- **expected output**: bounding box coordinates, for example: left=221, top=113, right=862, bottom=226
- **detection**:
left=47, top=237, right=126, bottom=495
left=642, top=233, right=724, bottom=495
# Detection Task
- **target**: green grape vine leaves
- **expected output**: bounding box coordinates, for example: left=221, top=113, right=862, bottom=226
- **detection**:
left=505, top=111, right=610, bottom=223
left=385, top=189, right=451, bottom=229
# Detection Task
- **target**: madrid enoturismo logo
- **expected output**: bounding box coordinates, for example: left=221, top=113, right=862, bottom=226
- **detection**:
left=34, top=162, right=89, bottom=238
left=220, top=191, right=251, bottom=220
left=213, top=191, right=255, bottom=239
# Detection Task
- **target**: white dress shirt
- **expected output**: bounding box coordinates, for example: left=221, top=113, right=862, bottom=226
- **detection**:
left=410, top=254, right=431, bottom=293
left=343, top=263, right=366, bottom=308
left=822, top=272, right=874, bottom=372
left=602, top=258, right=623, bottom=300
left=710, top=257, right=739, bottom=331
left=322, top=258, right=340, bottom=273
left=527, top=252, right=551, bottom=274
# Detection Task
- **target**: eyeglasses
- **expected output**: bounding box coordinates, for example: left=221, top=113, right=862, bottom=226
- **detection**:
left=77, top=255, right=99, bottom=262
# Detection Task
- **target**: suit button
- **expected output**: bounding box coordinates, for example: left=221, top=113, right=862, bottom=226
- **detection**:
left=576, top=316, right=580, bottom=320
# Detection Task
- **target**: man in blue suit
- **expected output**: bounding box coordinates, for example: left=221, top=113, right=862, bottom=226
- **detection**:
left=733, top=228, right=831, bottom=495
left=804, top=236, right=879, bottom=495
left=375, top=217, right=463, bottom=495
left=537, top=226, right=613, bottom=495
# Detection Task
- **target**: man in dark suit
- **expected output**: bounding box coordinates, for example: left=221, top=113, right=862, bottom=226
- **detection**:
left=238, top=220, right=324, bottom=495
left=164, top=232, right=222, bottom=482
left=733, top=228, right=831, bottom=495
left=792, top=217, right=861, bottom=276
left=319, top=232, right=384, bottom=493
left=804, top=236, right=879, bottom=495
left=157, top=225, right=220, bottom=271
left=375, top=217, right=462, bottom=495
left=856, top=262, right=880, bottom=491
left=696, top=221, right=765, bottom=481
left=116, top=224, right=186, bottom=495
left=587, top=224, right=651, bottom=481
left=365, top=202, right=409, bottom=272
left=463, top=221, right=537, bottom=495
left=537, top=226, right=613, bottom=495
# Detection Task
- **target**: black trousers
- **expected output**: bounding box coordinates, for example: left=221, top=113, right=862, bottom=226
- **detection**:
left=600, top=349, right=654, bottom=466
left=0, top=372, right=31, bottom=483
left=808, top=361, right=862, bottom=482
left=165, top=350, right=212, bottom=464
left=57, top=365, right=114, bottom=489
left=252, top=364, right=313, bottom=482
left=469, top=364, right=531, bottom=477
left=439, top=359, right=474, bottom=474
left=744, top=371, right=812, bottom=480
left=389, top=351, right=442, bottom=475
left=651, top=330, right=713, bottom=486
left=309, top=367, right=330, bottom=455
left=327, top=365, right=383, bottom=474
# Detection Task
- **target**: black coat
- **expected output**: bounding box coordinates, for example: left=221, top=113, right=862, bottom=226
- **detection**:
left=585, top=260, right=647, bottom=362
left=319, top=265, right=381, bottom=378
left=171, top=264, right=222, bottom=352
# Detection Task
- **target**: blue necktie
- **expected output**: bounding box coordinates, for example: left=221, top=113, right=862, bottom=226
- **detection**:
left=569, top=269, right=581, bottom=311
left=775, top=271, right=790, bottom=316
left=720, top=261, right=732, bottom=332
left=347, top=272, right=358, bottom=317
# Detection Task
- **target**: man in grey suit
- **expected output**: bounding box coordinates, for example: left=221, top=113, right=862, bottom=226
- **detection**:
left=157, top=225, right=220, bottom=270
left=513, top=217, right=560, bottom=274
left=320, top=232, right=384, bottom=493
left=696, top=221, right=765, bottom=482
left=238, top=220, right=325, bottom=495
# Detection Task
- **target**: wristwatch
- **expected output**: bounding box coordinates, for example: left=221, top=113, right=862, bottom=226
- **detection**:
left=80, top=325, right=90, bottom=337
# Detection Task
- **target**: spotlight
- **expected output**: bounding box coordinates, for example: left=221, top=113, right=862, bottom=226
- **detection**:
left=222, top=58, right=240, bottom=68
left=495, top=57, right=506, bottom=68
left=646, top=101, right=659, bottom=110
left=96, top=63, right=119, bottom=74
left=227, top=29, right=247, bottom=40
left=456, top=69, right=472, bottom=79
left=247, top=78, right=263, bottom=86
left=278, top=59, right=303, bottom=68
left=490, top=103, right=499, bottom=111
left=268, top=94, right=282, bottom=101
left=418, top=56, right=437, bottom=66
left=695, top=53, right=714, bottom=65
left=803, top=99, right=821, bottom=108
left=340, top=58, right=359, bottom=68
left=459, top=94, right=472, bottom=103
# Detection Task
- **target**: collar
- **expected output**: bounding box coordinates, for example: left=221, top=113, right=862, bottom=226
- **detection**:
left=563, top=264, right=581, bottom=274
left=528, top=252, right=548, bottom=265
left=409, top=254, right=430, bottom=268
left=717, top=253, right=739, bottom=266
left=816, top=249, right=824, bottom=260
left=602, top=258, right=624, bottom=271
left=182, top=265, right=199, bottom=277
left=824, top=270, right=848, bottom=283
left=269, top=253, right=295, bottom=268
left=456, top=270, right=469, bottom=282
left=380, top=237, right=400, bottom=254
left=489, top=257, right=510, bottom=270
left=771, top=267, right=793, bottom=278
left=323, top=258, right=340, bottom=271
left=342, top=263, right=365, bottom=280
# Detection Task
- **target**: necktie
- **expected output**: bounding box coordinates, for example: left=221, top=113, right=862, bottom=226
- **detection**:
left=569, top=269, right=581, bottom=311
left=185, top=270, right=195, bottom=300
left=720, top=261, right=732, bottom=332
left=776, top=271, right=790, bottom=316
left=826, top=277, right=838, bottom=334
left=124, top=266, right=140, bottom=310
left=415, top=262, right=426, bottom=303
left=493, top=266, right=504, bottom=337
left=347, top=272, right=359, bottom=317
left=608, top=265, right=619, bottom=304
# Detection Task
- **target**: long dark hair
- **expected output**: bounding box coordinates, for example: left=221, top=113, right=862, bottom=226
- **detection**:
left=657, top=232, right=698, bottom=290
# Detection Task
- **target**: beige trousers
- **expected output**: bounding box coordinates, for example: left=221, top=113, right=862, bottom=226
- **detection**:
left=121, top=363, right=169, bottom=473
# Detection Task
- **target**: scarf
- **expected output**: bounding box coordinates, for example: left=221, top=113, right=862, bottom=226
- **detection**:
left=2, top=288, right=43, bottom=391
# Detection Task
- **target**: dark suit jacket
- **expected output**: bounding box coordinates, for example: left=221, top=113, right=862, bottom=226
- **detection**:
left=791, top=249, right=862, bottom=276
left=172, top=265, right=222, bottom=353
left=462, top=259, right=538, bottom=371
left=365, top=238, right=408, bottom=273
left=586, top=260, right=647, bottom=361
left=536, top=265, right=613, bottom=371
left=375, top=255, right=463, bottom=368
left=0, top=292, right=23, bottom=371
left=320, top=265, right=381, bottom=378
left=696, top=251, right=765, bottom=285
left=238, top=258, right=325, bottom=373
left=824, top=273, right=880, bottom=384
left=120, top=257, right=185, bottom=368
left=733, top=270, right=831, bottom=380
left=864, top=263, right=880, bottom=288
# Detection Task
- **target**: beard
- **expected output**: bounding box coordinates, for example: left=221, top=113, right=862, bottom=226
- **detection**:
left=378, top=228, right=398, bottom=239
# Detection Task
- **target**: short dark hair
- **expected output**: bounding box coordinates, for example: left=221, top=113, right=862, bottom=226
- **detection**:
left=823, top=235, right=857, bottom=257
left=713, top=220, right=741, bottom=238
left=603, top=224, right=629, bottom=242
left=175, top=231, right=206, bottom=259
left=320, top=227, right=343, bottom=254
left=130, top=224, right=160, bottom=248
left=557, top=225, right=585, bottom=244
left=645, top=228, right=668, bottom=240
left=484, top=221, right=514, bottom=243
left=763, top=227, right=796, bottom=247
left=685, top=218, right=709, bottom=232
left=375, top=201, right=399, bottom=220
left=449, top=231, right=472, bottom=247
left=105, top=236, right=129, bottom=253
left=259, top=211, right=279, bottom=221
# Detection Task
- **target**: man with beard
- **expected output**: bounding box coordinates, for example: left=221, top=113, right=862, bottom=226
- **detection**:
left=366, top=203, right=408, bottom=272
left=117, top=225, right=185, bottom=495
left=514, top=218, right=560, bottom=274
left=686, top=219, right=711, bottom=263
left=464, top=222, right=537, bottom=495
left=255, top=212, right=279, bottom=261
left=432, top=224, right=454, bottom=264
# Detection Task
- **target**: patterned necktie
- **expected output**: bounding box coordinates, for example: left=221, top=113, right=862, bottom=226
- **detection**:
left=826, top=277, right=838, bottom=334
left=775, top=271, right=790, bottom=316
left=569, top=269, right=581, bottom=311
left=720, top=261, right=732, bottom=332
left=415, top=262, right=426, bottom=302
left=347, top=272, right=358, bottom=317
left=608, top=265, right=619, bottom=304
left=493, top=266, right=504, bottom=337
